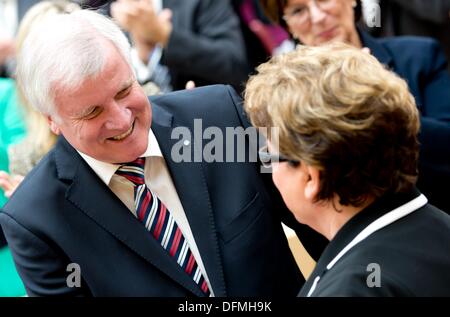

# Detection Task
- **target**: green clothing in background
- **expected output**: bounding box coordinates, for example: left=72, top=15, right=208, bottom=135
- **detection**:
left=0, top=78, right=27, bottom=297
left=0, top=247, right=26, bottom=296
left=0, top=78, right=26, bottom=205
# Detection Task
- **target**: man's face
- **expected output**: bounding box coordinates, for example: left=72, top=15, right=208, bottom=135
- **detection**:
left=49, top=42, right=152, bottom=163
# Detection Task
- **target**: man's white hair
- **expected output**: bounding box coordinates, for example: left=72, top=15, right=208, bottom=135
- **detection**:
left=16, top=9, right=132, bottom=116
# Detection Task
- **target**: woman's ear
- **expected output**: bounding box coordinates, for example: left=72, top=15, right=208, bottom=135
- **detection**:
left=304, top=165, right=320, bottom=202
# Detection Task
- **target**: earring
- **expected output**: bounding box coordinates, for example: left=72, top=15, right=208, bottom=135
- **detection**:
left=352, top=0, right=357, bottom=8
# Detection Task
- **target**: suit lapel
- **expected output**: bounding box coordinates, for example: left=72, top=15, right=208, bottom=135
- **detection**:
left=151, top=103, right=227, bottom=296
left=55, top=137, right=204, bottom=296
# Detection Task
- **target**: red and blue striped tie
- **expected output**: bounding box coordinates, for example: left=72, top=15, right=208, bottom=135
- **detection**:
left=116, top=158, right=210, bottom=296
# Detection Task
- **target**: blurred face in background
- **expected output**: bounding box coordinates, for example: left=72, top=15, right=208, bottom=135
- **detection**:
left=49, top=41, right=152, bottom=164
left=283, top=0, right=360, bottom=47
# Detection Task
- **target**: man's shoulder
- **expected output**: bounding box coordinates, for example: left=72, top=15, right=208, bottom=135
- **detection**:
left=2, top=146, right=66, bottom=218
left=150, top=85, right=244, bottom=125
left=150, top=85, right=240, bottom=107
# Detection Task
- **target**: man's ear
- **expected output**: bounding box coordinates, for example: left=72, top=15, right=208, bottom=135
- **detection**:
left=304, top=165, right=320, bottom=202
left=47, top=116, right=61, bottom=135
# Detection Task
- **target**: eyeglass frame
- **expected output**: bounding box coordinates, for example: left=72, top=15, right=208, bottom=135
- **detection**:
left=282, top=0, right=335, bottom=25
left=258, top=145, right=300, bottom=168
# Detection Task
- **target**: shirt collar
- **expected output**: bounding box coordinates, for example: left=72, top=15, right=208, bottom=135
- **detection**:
left=310, top=188, right=421, bottom=274
left=78, top=128, right=163, bottom=186
left=300, top=188, right=423, bottom=296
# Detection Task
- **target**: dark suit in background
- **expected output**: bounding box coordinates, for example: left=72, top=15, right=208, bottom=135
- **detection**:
left=106, top=0, right=250, bottom=92
left=360, top=31, right=450, bottom=213
left=18, top=0, right=41, bottom=20
left=0, top=85, right=325, bottom=296
left=368, top=0, right=450, bottom=74
left=160, top=0, right=250, bottom=92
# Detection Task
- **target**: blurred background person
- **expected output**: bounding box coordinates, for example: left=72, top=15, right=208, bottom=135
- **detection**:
left=0, top=1, right=81, bottom=189
left=0, top=0, right=41, bottom=78
left=110, top=0, right=250, bottom=93
left=0, top=78, right=25, bottom=204
left=76, top=0, right=270, bottom=85
left=244, top=43, right=450, bottom=296
left=0, top=0, right=81, bottom=195
left=367, top=0, right=450, bottom=74
left=259, top=0, right=450, bottom=213
left=0, top=0, right=80, bottom=297
left=0, top=76, right=26, bottom=297
left=231, top=0, right=294, bottom=72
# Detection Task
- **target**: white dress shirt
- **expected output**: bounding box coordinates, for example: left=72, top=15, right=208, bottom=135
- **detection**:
left=78, top=128, right=213, bottom=295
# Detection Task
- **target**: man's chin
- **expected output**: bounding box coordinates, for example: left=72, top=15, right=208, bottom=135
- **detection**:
left=116, top=139, right=148, bottom=163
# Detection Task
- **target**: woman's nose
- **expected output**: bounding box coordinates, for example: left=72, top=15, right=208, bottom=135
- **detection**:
left=309, top=2, right=327, bottom=24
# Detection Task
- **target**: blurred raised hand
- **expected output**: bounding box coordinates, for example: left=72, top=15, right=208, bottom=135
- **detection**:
left=0, top=171, right=24, bottom=198
left=111, top=0, right=173, bottom=48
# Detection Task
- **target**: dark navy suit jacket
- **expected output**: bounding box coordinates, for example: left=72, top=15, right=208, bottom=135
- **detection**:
left=0, top=85, right=325, bottom=296
left=299, top=189, right=450, bottom=296
left=161, top=0, right=250, bottom=91
left=361, top=31, right=450, bottom=212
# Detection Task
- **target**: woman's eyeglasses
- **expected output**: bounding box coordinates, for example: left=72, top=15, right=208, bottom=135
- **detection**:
left=282, top=0, right=335, bottom=26
left=258, top=145, right=300, bottom=168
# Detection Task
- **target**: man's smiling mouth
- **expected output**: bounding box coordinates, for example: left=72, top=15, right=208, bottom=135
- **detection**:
left=109, top=120, right=135, bottom=141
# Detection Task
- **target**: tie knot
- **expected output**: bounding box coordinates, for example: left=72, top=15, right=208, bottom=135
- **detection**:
left=116, top=157, right=146, bottom=185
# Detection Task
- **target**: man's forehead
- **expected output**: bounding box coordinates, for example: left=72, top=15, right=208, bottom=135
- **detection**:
left=54, top=74, right=135, bottom=114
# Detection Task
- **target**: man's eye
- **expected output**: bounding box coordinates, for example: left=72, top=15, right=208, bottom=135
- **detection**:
left=84, top=107, right=101, bottom=119
left=117, top=86, right=132, bottom=99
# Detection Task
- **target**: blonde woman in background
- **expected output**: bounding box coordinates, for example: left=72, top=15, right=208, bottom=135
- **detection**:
left=0, top=0, right=80, bottom=197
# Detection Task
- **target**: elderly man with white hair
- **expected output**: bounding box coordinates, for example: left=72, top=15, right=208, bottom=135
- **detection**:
left=0, top=9, right=325, bottom=296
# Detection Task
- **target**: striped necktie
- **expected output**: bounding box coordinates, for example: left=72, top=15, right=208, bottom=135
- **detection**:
left=116, top=158, right=210, bottom=296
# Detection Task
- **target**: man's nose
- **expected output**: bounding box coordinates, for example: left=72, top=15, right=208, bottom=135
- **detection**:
left=105, top=102, right=132, bottom=131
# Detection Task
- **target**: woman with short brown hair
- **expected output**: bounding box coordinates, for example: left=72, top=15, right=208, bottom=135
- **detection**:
left=244, top=43, right=450, bottom=296
left=258, top=0, right=450, bottom=213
